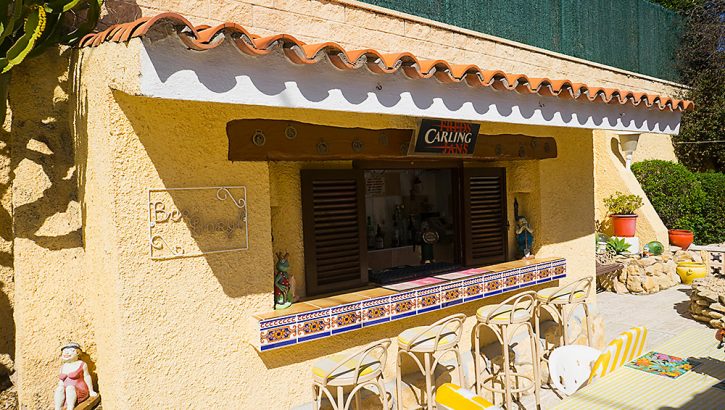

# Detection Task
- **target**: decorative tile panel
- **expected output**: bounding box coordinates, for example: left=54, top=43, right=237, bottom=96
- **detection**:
left=256, top=258, right=566, bottom=350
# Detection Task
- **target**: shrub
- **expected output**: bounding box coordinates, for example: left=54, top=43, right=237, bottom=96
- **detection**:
left=632, top=160, right=724, bottom=244
left=695, top=172, right=725, bottom=244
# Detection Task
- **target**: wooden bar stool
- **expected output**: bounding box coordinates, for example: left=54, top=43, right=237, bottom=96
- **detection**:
left=396, top=313, right=466, bottom=410
left=312, top=340, right=391, bottom=410
left=534, top=277, right=594, bottom=349
left=474, top=291, right=541, bottom=410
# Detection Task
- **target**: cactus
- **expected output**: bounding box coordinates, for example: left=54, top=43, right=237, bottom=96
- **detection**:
left=0, top=1, right=103, bottom=73
left=0, top=1, right=102, bottom=122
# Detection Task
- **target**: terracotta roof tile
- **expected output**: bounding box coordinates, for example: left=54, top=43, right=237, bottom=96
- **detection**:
left=79, top=12, right=694, bottom=112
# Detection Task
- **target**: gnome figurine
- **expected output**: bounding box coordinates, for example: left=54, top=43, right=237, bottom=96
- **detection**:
left=54, top=342, right=97, bottom=410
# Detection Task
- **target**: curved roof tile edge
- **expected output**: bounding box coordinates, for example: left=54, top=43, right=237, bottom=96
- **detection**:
left=79, top=12, right=694, bottom=112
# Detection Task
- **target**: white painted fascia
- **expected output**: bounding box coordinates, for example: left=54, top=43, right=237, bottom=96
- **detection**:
left=138, top=37, right=681, bottom=135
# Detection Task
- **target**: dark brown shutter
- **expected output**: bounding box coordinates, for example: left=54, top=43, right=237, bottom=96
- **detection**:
left=462, top=168, right=508, bottom=266
left=301, top=169, right=367, bottom=296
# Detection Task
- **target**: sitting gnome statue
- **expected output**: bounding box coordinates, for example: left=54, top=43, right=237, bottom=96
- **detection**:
left=54, top=342, right=98, bottom=410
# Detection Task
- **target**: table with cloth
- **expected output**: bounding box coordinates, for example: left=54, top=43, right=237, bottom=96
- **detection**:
left=552, top=327, right=725, bottom=410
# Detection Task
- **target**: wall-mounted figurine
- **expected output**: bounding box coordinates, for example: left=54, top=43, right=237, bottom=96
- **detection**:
left=54, top=342, right=98, bottom=410
left=514, top=198, right=534, bottom=259
left=274, top=252, right=293, bottom=310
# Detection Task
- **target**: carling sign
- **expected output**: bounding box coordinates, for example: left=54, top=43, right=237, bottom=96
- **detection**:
left=410, top=119, right=480, bottom=156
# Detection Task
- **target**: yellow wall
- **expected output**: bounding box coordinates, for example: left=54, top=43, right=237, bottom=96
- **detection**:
left=593, top=131, right=670, bottom=245
left=5, top=0, right=685, bottom=404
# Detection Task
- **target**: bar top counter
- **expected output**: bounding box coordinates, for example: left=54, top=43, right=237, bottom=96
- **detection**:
left=256, top=257, right=566, bottom=351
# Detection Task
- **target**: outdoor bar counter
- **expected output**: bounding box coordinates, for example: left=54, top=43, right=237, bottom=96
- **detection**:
left=255, top=257, right=565, bottom=351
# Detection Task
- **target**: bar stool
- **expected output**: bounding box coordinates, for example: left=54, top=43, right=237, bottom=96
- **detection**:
left=534, top=277, right=594, bottom=349
left=396, top=313, right=466, bottom=410
left=474, top=291, right=540, bottom=410
left=312, top=340, right=391, bottom=410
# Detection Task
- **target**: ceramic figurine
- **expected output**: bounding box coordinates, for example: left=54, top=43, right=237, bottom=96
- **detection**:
left=54, top=342, right=97, bottom=410
left=515, top=216, right=534, bottom=259
left=274, top=252, right=293, bottom=310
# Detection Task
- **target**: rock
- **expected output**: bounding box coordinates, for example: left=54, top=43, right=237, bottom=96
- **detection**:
left=692, top=314, right=710, bottom=322
left=710, top=319, right=723, bottom=328
left=720, top=295, right=725, bottom=306
left=638, top=257, right=657, bottom=267
left=690, top=251, right=703, bottom=263
left=644, top=263, right=664, bottom=277
left=696, top=299, right=710, bottom=306
left=698, top=290, right=718, bottom=303
left=642, top=277, right=659, bottom=293
left=612, top=279, right=628, bottom=294
left=707, top=310, right=723, bottom=319
left=675, top=250, right=694, bottom=262
left=654, top=275, right=674, bottom=291
left=627, top=274, right=644, bottom=293
left=712, top=303, right=725, bottom=314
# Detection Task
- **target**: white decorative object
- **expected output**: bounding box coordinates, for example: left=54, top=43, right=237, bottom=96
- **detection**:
left=54, top=343, right=97, bottom=410
left=148, top=186, right=248, bottom=259
left=618, top=133, right=641, bottom=169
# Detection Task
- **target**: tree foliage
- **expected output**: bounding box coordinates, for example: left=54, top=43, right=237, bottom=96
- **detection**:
left=671, top=0, right=725, bottom=171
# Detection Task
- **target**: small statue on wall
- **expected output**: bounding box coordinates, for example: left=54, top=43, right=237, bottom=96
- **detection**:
left=54, top=342, right=98, bottom=410
left=274, top=252, right=293, bottom=310
left=514, top=198, right=534, bottom=259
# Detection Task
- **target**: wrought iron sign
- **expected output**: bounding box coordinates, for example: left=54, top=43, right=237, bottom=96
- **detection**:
left=147, top=186, right=248, bottom=260
left=410, top=119, right=480, bottom=156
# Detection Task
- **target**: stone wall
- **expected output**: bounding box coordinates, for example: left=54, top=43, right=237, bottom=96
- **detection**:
left=690, top=277, right=725, bottom=330
left=599, top=252, right=682, bottom=294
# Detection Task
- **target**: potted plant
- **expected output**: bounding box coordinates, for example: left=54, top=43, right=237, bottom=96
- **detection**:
left=607, top=237, right=632, bottom=255
left=668, top=229, right=695, bottom=250
left=603, top=192, right=643, bottom=237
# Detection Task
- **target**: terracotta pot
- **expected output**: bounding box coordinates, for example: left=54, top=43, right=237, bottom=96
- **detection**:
left=668, top=229, right=694, bottom=250
left=676, top=262, right=707, bottom=285
left=610, top=214, right=637, bottom=237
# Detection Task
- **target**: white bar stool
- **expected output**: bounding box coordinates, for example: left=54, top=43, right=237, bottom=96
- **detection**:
left=474, top=291, right=541, bottom=410
left=395, top=313, right=466, bottom=410
left=534, top=277, right=594, bottom=349
left=312, top=340, right=391, bottom=410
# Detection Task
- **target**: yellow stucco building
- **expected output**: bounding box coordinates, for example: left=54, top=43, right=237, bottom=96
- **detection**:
left=0, top=1, right=689, bottom=409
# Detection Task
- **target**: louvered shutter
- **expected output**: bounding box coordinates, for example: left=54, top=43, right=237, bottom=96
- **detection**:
left=463, top=168, right=508, bottom=266
left=301, top=170, right=368, bottom=296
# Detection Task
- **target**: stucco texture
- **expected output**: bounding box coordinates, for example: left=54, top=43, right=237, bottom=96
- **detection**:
left=593, top=130, right=670, bottom=245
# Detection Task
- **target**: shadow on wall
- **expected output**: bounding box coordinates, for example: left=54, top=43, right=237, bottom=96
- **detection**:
left=98, top=0, right=142, bottom=29
left=113, top=91, right=270, bottom=300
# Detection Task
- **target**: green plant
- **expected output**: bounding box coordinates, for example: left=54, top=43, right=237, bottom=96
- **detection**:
left=671, top=0, right=725, bottom=172
left=632, top=160, right=724, bottom=245
left=603, top=192, right=644, bottom=215
left=606, top=237, right=631, bottom=255
left=0, top=1, right=104, bottom=123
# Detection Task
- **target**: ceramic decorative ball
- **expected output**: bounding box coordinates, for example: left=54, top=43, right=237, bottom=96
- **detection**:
left=643, top=241, right=664, bottom=256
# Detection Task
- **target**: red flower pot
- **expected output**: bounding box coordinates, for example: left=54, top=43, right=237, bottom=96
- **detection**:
left=668, top=229, right=694, bottom=250
left=610, top=214, right=638, bottom=237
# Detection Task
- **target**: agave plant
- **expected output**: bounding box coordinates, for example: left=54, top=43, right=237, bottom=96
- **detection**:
left=606, top=237, right=632, bottom=255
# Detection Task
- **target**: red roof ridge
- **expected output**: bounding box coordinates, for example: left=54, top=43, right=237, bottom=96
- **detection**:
left=79, top=12, right=694, bottom=113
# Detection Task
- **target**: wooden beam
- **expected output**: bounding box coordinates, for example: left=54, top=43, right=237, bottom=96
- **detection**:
left=227, top=120, right=557, bottom=161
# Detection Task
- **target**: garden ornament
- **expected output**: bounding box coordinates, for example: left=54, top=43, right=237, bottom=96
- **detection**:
left=515, top=216, right=534, bottom=258
left=274, top=252, right=293, bottom=310
left=54, top=342, right=97, bottom=410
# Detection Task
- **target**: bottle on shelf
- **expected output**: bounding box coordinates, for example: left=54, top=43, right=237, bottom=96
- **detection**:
left=366, top=216, right=376, bottom=249
left=375, top=224, right=385, bottom=250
